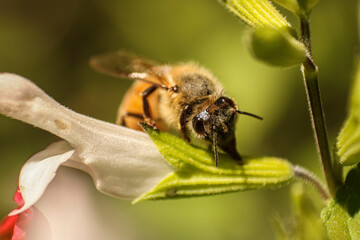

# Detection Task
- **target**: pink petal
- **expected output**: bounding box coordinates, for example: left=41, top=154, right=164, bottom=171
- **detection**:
left=0, top=188, right=23, bottom=240
left=10, top=141, right=75, bottom=216
left=13, top=189, right=24, bottom=207
left=0, top=214, right=19, bottom=240
left=1, top=189, right=50, bottom=240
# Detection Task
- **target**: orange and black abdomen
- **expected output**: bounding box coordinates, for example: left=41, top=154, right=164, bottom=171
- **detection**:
left=116, top=80, right=167, bottom=131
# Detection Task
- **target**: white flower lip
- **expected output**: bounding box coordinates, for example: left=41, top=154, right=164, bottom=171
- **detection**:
left=9, top=141, right=75, bottom=216
left=0, top=73, right=173, bottom=214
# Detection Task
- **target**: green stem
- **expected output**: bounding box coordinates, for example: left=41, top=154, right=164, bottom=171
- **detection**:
left=293, top=165, right=330, bottom=201
left=332, top=145, right=343, bottom=186
left=299, top=15, right=338, bottom=196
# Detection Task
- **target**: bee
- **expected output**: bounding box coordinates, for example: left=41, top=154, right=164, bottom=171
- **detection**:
left=89, top=50, right=262, bottom=166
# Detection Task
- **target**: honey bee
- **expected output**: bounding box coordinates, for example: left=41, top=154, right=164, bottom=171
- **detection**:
left=89, top=50, right=262, bottom=166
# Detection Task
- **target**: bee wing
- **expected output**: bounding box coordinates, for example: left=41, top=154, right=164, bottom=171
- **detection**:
left=89, top=50, right=168, bottom=86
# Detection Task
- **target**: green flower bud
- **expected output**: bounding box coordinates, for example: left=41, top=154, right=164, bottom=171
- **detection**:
left=246, top=26, right=307, bottom=67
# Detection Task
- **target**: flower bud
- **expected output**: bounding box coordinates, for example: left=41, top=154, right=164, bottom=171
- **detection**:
left=246, top=27, right=307, bottom=67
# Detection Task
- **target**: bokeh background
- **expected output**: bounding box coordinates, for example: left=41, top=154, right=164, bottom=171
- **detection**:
left=0, top=0, right=358, bottom=239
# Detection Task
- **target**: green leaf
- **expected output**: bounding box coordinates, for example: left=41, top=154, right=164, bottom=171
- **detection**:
left=219, top=0, right=292, bottom=31
left=337, top=60, right=360, bottom=165
left=321, top=164, right=360, bottom=240
left=246, top=27, right=307, bottom=67
left=133, top=123, right=294, bottom=203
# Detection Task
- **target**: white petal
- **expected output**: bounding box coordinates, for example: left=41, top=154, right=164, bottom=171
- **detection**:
left=9, top=141, right=75, bottom=216
left=0, top=73, right=173, bottom=199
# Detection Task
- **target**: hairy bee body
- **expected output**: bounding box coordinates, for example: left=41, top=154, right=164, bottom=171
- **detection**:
left=90, top=51, right=262, bottom=166
left=116, top=80, right=163, bottom=131
left=118, top=63, right=223, bottom=133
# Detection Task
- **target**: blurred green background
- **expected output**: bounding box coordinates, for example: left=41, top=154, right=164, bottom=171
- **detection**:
left=0, top=0, right=358, bottom=239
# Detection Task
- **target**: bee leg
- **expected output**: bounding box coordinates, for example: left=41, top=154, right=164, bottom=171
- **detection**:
left=179, top=104, right=193, bottom=142
left=119, top=112, right=144, bottom=127
left=141, top=85, right=158, bottom=127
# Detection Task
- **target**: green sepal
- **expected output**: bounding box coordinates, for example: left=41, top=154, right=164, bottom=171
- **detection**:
left=337, top=60, right=360, bottom=165
left=219, top=0, right=292, bottom=31
left=246, top=27, right=307, bottom=67
left=321, top=164, right=360, bottom=240
left=133, top=123, right=294, bottom=203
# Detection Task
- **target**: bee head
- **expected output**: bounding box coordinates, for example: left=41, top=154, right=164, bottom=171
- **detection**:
left=192, top=97, right=235, bottom=137
left=192, top=96, right=262, bottom=166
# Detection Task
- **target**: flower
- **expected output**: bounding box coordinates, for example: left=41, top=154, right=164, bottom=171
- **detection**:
left=0, top=72, right=295, bottom=239
left=0, top=189, right=25, bottom=240
left=0, top=73, right=173, bottom=217
left=0, top=188, right=51, bottom=240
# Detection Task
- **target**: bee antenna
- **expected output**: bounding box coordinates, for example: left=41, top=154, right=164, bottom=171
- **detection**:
left=236, top=110, right=263, bottom=120
left=212, top=126, right=219, bottom=167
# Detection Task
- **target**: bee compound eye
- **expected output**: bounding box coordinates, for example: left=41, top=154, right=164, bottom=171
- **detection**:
left=193, top=118, right=206, bottom=136
left=216, top=96, right=235, bottom=108
left=214, top=97, right=226, bottom=105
